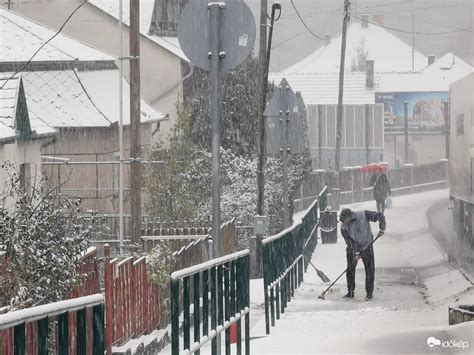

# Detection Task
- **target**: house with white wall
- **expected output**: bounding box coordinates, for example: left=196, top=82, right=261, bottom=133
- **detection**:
left=1, top=8, right=165, bottom=214
left=2, top=0, right=190, bottom=144
left=0, top=74, right=56, bottom=202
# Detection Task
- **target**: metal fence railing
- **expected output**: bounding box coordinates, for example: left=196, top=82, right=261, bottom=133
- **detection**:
left=294, top=160, right=449, bottom=212
left=0, top=294, right=105, bottom=355
left=262, top=186, right=327, bottom=334
left=170, top=250, right=250, bottom=355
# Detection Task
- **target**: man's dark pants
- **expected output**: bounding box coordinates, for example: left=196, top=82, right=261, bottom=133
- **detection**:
left=376, top=199, right=385, bottom=213
left=345, top=245, right=375, bottom=294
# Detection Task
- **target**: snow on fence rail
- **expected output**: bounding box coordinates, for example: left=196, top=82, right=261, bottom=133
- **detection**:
left=0, top=294, right=105, bottom=355
left=0, top=248, right=101, bottom=355
left=0, top=245, right=163, bottom=354
left=294, top=160, right=449, bottom=211
left=170, top=250, right=250, bottom=355
left=262, top=186, right=326, bottom=335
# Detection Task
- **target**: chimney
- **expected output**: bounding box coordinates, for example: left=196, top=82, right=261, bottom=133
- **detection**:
left=325, top=34, right=331, bottom=46
left=149, top=0, right=189, bottom=37
left=373, top=14, right=384, bottom=26
left=366, top=60, right=374, bottom=89
left=428, top=55, right=436, bottom=66
left=361, top=15, right=369, bottom=28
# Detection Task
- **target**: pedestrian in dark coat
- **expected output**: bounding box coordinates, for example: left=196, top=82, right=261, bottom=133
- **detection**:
left=339, top=208, right=386, bottom=301
left=369, top=169, right=391, bottom=213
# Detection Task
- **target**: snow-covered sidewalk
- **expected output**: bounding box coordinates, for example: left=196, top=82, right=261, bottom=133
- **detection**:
left=249, top=189, right=474, bottom=354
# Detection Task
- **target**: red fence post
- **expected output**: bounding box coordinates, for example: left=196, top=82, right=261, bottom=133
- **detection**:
left=104, top=244, right=113, bottom=355
left=144, top=260, right=150, bottom=333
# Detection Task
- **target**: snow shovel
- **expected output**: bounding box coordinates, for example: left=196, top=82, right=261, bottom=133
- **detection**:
left=318, top=231, right=384, bottom=300
left=308, top=261, right=331, bottom=283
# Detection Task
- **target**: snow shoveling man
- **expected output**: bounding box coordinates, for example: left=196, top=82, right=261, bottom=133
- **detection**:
left=339, top=208, right=386, bottom=301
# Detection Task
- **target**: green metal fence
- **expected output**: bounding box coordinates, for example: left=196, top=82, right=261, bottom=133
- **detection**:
left=262, top=186, right=328, bottom=334
left=170, top=250, right=250, bottom=355
left=0, top=294, right=105, bottom=355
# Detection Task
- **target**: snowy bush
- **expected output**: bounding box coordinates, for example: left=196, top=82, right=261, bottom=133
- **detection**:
left=145, top=57, right=311, bottom=249
left=147, top=241, right=177, bottom=326
left=0, top=162, right=96, bottom=308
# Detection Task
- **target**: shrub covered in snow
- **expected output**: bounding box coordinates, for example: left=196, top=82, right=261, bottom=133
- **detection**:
left=145, top=58, right=311, bottom=249
left=0, top=162, right=97, bottom=308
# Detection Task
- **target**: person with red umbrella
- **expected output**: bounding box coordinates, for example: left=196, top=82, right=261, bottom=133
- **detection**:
left=369, top=165, right=391, bottom=213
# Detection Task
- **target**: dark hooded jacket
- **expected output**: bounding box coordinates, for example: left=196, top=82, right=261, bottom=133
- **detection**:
left=341, top=210, right=386, bottom=252
left=370, top=173, right=391, bottom=201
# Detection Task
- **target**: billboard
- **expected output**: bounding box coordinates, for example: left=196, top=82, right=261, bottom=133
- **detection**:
left=375, top=92, right=448, bottom=134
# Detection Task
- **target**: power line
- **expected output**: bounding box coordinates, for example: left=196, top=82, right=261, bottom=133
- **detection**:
left=380, top=12, right=466, bottom=32
left=281, top=1, right=472, bottom=20
left=0, top=0, right=87, bottom=89
left=282, top=0, right=414, bottom=19
left=290, top=0, right=325, bottom=40
left=272, top=32, right=302, bottom=50
left=353, top=15, right=471, bottom=35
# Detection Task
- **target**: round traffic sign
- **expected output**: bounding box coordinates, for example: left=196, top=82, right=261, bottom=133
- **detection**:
left=178, top=0, right=256, bottom=73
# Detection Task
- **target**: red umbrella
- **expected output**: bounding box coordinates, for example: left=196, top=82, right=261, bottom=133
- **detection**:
left=360, top=163, right=388, bottom=173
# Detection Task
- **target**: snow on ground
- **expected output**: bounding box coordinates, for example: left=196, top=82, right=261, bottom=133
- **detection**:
left=247, top=189, right=474, bottom=354
left=162, top=189, right=474, bottom=354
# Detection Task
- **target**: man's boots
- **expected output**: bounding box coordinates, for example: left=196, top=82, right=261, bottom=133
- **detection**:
left=366, top=292, right=373, bottom=301
left=342, top=290, right=354, bottom=298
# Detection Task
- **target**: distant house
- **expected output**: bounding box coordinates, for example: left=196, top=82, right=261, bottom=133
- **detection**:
left=269, top=71, right=383, bottom=170
left=0, top=74, right=55, bottom=203
left=272, top=16, right=430, bottom=170
left=273, top=15, right=474, bottom=167
left=4, top=0, right=191, bottom=143
left=0, top=8, right=166, bottom=214
left=284, top=16, right=428, bottom=74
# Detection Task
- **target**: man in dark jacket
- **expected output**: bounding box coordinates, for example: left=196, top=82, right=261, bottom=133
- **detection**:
left=369, top=169, right=391, bottom=213
left=339, top=208, right=386, bottom=301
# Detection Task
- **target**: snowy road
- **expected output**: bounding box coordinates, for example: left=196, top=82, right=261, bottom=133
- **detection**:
left=248, top=189, right=474, bottom=354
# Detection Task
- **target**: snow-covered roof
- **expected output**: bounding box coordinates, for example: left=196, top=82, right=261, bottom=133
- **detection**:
left=0, top=8, right=115, bottom=63
left=88, top=0, right=188, bottom=62
left=0, top=75, right=55, bottom=142
left=378, top=53, right=473, bottom=93
left=20, top=69, right=164, bottom=128
left=268, top=72, right=379, bottom=105
left=284, top=20, right=428, bottom=74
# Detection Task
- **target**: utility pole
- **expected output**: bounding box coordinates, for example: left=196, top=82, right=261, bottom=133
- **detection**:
left=365, top=104, right=369, bottom=164
left=444, top=100, right=450, bottom=160
left=281, top=84, right=290, bottom=229
left=210, top=3, right=222, bottom=262
left=130, top=0, right=141, bottom=245
left=471, top=5, right=474, bottom=66
left=118, top=0, right=124, bottom=254
left=256, top=0, right=268, bottom=217
left=334, top=0, right=350, bottom=174
left=412, top=14, right=415, bottom=71
left=6, top=0, right=11, bottom=10
left=404, top=101, right=409, bottom=164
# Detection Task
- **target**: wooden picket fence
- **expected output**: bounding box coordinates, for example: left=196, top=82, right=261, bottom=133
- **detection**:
left=104, top=245, right=160, bottom=351
left=0, top=248, right=101, bottom=355
left=0, top=306, right=13, bottom=355
left=68, top=247, right=101, bottom=355
left=1, top=245, right=162, bottom=354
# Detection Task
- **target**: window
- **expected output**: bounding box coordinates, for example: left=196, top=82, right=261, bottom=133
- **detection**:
left=456, top=113, right=464, bottom=136
left=19, top=163, right=31, bottom=194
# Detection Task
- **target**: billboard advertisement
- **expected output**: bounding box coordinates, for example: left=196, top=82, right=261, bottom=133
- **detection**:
left=375, top=92, right=448, bottom=134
